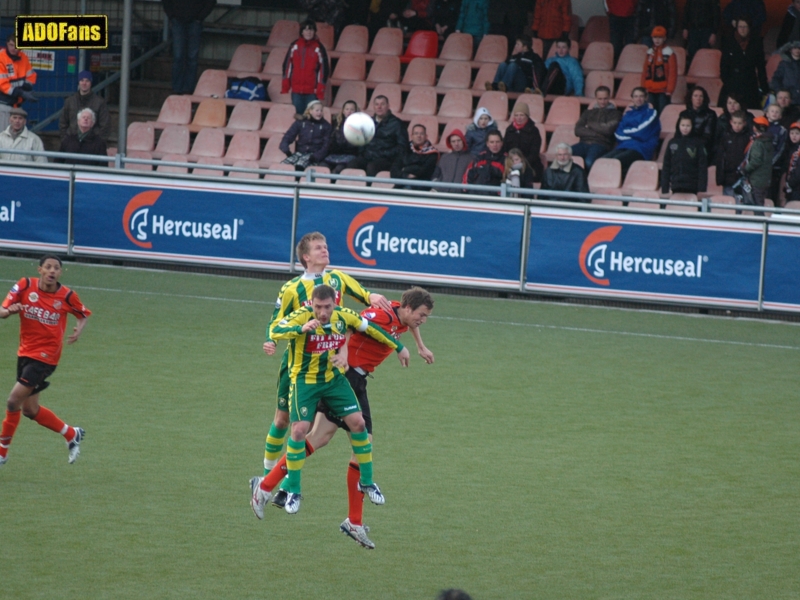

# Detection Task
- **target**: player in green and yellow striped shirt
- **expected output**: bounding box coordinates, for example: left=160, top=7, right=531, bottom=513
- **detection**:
left=257, top=284, right=408, bottom=514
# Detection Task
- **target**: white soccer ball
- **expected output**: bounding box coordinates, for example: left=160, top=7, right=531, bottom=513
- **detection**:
left=343, top=112, right=376, bottom=146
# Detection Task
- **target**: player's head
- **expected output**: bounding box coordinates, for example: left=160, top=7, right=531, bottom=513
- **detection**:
left=296, top=232, right=328, bottom=269
left=399, top=286, right=433, bottom=328
left=37, top=255, right=63, bottom=285
left=311, top=284, right=336, bottom=324
left=39, top=254, right=62, bottom=267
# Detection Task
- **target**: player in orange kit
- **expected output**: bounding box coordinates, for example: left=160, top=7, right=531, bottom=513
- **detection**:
left=0, top=255, right=91, bottom=466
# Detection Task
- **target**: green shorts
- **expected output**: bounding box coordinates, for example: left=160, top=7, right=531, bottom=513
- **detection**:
left=275, top=350, right=290, bottom=411
left=289, top=374, right=360, bottom=423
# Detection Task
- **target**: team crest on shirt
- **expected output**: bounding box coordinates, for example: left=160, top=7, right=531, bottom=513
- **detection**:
left=28, top=292, right=39, bottom=303
left=328, top=278, right=339, bottom=290
left=53, top=301, right=62, bottom=309
left=300, top=407, right=308, bottom=417
left=334, top=321, right=345, bottom=333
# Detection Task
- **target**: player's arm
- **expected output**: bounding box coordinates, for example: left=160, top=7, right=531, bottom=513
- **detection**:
left=1, top=278, right=27, bottom=318
left=410, top=325, right=434, bottom=364
left=337, top=270, right=392, bottom=310
left=0, top=303, right=23, bottom=318
left=270, top=306, right=315, bottom=340
left=67, top=318, right=88, bottom=344
left=331, top=330, right=352, bottom=370
left=263, top=284, right=297, bottom=354
left=342, top=308, right=409, bottom=367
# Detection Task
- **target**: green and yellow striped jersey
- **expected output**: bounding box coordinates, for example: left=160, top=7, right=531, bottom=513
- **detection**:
left=271, top=306, right=404, bottom=384
left=265, top=269, right=372, bottom=342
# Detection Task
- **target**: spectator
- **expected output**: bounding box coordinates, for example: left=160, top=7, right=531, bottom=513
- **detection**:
left=455, top=0, right=489, bottom=46
left=386, top=1, right=435, bottom=33
left=544, top=38, right=584, bottom=96
left=606, top=0, right=638, bottom=61
left=715, top=109, right=752, bottom=196
left=777, top=0, right=800, bottom=48
left=683, top=0, right=721, bottom=63
left=487, top=0, right=528, bottom=53
left=0, top=34, right=37, bottom=133
left=722, top=0, right=766, bottom=35
left=325, top=100, right=361, bottom=173
left=783, top=122, right=800, bottom=203
left=572, top=85, right=621, bottom=169
left=0, top=107, right=46, bottom=163
left=641, top=26, right=677, bottom=114
left=503, top=147, right=536, bottom=194
left=532, top=0, right=572, bottom=58
left=502, top=101, right=544, bottom=181
left=720, top=17, right=768, bottom=111
left=431, top=0, right=463, bottom=39
left=463, top=129, right=506, bottom=190
left=162, top=0, right=216, bottom=94
left=541, top=143, right=590, bottom=197
left=738, top=115, right=773, bottom=206
left=765, top=103, right=788, bottom=201
left=776, top=89, right=800, bottom=127
left=680, top=85, right=717, bottom=157
left=635, top=0, right=678, bottom=46
left=432, top=129, right=472, bottom=190
left=282, top=20, right=330, bottom=117
left=661, top=116, right=708, bottom=195
left=716, top=92, right=753, bottom=140
left=771, top=42, right=800, bottom=107
left=485, top=34, right=546, bottom=93
left=56, top=108, right=107, bottom=166
left=604, top=86, right=661, bottom=177
left=390, top=123, right=440, bottom=186
left=465, top=107, right=498, bottom=157
left=346, top=94, right=408, bottom=176
left=59, top=70, right=110, bottom=142
left=279, top=99, right=332, bottom=170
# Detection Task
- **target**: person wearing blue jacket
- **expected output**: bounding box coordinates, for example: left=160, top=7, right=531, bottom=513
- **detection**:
left=603, top=87, right=661, bottom=177
left=455, top=0, right=489, bottom=45
left=543, top=39, right=584, bottom=96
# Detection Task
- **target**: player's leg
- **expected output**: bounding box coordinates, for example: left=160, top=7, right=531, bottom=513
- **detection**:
left=0, top=382, right=31, bottom=464
left=264, top=353, right=291, bottom=474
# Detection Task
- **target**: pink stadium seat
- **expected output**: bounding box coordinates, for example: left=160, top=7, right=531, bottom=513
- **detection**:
left=332, top=25, right=369, bottom=56
left=157, top=153, right=190, bottom=174
left=224, top=131, right=261, bottom=164
left=544, top=96, right=580, bottom=132
left=266, top=78, right=292, bottom=106
left=407, top=115, right=440, bottom=144
left=588, top=158, right=622, bottom=193
left=400, top=30, right=439, bottom=64
left=545, top=125, right=580, bottom=161
left=127, top=122, right=155, bottom=152
left=192, top=70, right=227, bottom=99
left=436, top=61, right=472, bottom=91
left=332, top=80, right=367, bottom=109
left=260, top=136, right=288, bottom=167
left=229, top=160, right=261, bottom=179
left=667, top=193, right=700, bottom=211
left=766, top=53, right=782, bottom=82
left=337, top=168, right=368, bottom=185
left=581, top=42, right=614, bottom=73
left=401, top=86, right=438, bottom=117
left=438, top=33, right=474, bottom=62
left=331, top=53, right=367, bottom=84
left=583, top=71, right=615, bottom=101
left=615, top=73, right=640, bottom=101
left=189, top=99, right=227, bottom=133
left=471, top=63, right=499, bottom=91
left=535, top=123, right=547, bottom=153
left=223, top=102, right=262, bottom=134
left=227, top=44, right=263, bottom=74
left=368, top=27, right=403, bottom=57
left=671, top=75, right=687, bottom=105
left=592, top=198, right=624, bottom=206
left=656, top=133, right=673, bottom=168
left=570, top=14, right=582, bottom=42
left=188, top=128, right=226, bottom=159
left=659, top=104, right=684, bottom=138
left=265, top=20, right=300, bottom=51
left=709, top=194, right=737, bottom=214
left=473, top=35, right=508, bottom=64
left=515, top=94, right=545, bottom=123
left=264, top=163, right=297, bottom=182
left=367, top=83, right=402, bottom=114
left=614, top=44, right=648, bottom=76
left=124, top=150, right=153, bottom=171
left=366, top=55, right=401, bottom=84
left=304, top=165, right=331, bottom=183
left=687, top=49, right=721, bottom=82
left=153, top=125, right=190, bottom=159
left=261, top=105, right=297, bottom=137
left=193, top=156, right=226, bottom=177
left=477, top=91, right=508, bottom=121
left=621, top=161, right=659, bottom=194
left=402, top=58, right=437, bottom=88
left=262, top=48, right=287, bottom=82
left=701, top=166, right=723, bottom=198
left=580, top=15, right=610, bottom=50
left=672, top=45, right=686, bottom=76
left=625, top=190, right=661, bottom=209
left=373, top=171, right=395, bottom=188
left=316, top=22, right=334, bottom=50
left=153, top=95, right=192, bottom=128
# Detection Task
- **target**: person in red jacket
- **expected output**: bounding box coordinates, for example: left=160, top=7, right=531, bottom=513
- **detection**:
left=606, top=0, right=638, bottom=61
left=0, top=35, right=37, bottom=133
left=532, top=0, right=573, bottom=57
left=281, top=20, right=330, bottom=117
left=641, top=26, right=677, bottom=115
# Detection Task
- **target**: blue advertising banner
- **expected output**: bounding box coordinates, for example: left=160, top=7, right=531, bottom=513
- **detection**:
left=762, top=221, right=800, bottom=312
left=525, top=208, right=764, bottom=308
left=72, top=173, right=295, bottom=270
left=296, top=189, right=525, bottom=289
left=0, top=167, right=70, bottom=252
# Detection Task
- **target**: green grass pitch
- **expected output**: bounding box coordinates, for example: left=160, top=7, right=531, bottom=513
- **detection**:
left=0, top=256, right=797, bottom=600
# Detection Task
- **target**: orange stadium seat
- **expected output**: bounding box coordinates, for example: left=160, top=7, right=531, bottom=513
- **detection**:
left=266, top=78, right=292, bottom=105
left=471, top=63, right=499, bottom=92
left=766, top=53, right=782, bottom=82
left=672, top=45, right=686, bottom=76
left=189, top=99, right=227, bottom=133
left=692, top=78, right=723, bottom=107
left=626, top=191, right=662, bottom=209
left=124, top=150, right=153, bottom=171
left=615, top=73, right=640, bottom=101
left=400, top=30, right=439, bottom=64
left=666, top=193, right=700, bottom=211
left=191, top=70, right=227, bottom=99
left=265, top=20, right=299, bottom=51
left=373, top=171, right=395, bottom=188
left=709, top=194, right=737, bottom=214
left=304, top=165, right=331, bottom=183
left=264, top=163, right=297, bottom=182
left=659, top=104, right=684, bottom=138
left=260, top=137, right=287, bottom=166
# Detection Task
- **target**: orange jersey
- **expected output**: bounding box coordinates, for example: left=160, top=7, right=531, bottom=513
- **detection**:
left=0, top=49, right=37, bottom=107
left=3, top=278, right=91, bottom=365
left=348, top=301, right=408, bottom=372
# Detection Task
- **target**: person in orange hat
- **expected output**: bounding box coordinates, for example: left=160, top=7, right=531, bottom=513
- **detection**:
left=737, top=115, right=774, bottom=206
left=641, top=25, right=677, bottom=115
left=635, top=0, right=677, bottom=46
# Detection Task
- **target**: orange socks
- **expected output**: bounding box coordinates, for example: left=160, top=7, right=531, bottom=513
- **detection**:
left=347, top=461, right=364, bottom=525
left=0, top=409, right=22, bottom=457
left=33, top=407, right=74, bottom=441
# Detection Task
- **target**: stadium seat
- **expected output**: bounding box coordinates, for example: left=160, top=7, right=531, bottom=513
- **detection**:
left=437, top=118, right=472, bottom=152
left=332, top=80, right=367, bottom=109
left=367, top=83, right=402, bottom=114
left=588, top=157, right=622, bottom=193
left=545, top=40, right=579, bottom=59
left=401, top=86, right=438, bottom=117
left=266, top=78, right=292, bottom=106
left=223, top=102, right=263, bottom=134
left=783, top=200, right=800, bottom=210
left=614, top=44, right=648, bottom=76
left=437, top=89, right=472, bottom=123
left=191, top=69, right=227, bottom=99
left=366, top=55, right=401, bottom=84
left=264, top=163, right=297, bottom=182
left=514, top=94, right=545, bottom=123
left=262, top=48, right=287, bottom=82
left=261, top=104, right=297, bottom=137
left=672, top=45, right=686, bottom=76
left=436, top=60, right=472, bottom=92
left=402, top=58, right=437, bottom=88
left=656, top=133, right=673, bottom=168
left=189, top=99, right=227, bottom=133
left=331, top=25, right=369, bottom=57
left=545, top=125, right=580, bottom=161
left=670, top=75, right=687, bottom=105
left=229, top=160, right=261, bottom=179
left=124, top=150, right=154, bottom=171
left=581, top=42, right=614, bottom=73
left=153, top=125, right=190, bottom=159
left=473, top=35, right=508, bottom=64
left=260, top=136, right=288, bottom=166
left=544, top=97, right=580, bottom=132
left=621, top=161, right=659, bottom=194
left=316, top=22, right=334, bottom=50
left=368, top=27, right=403, bottom=57
left=127, top=122, right=155, bottom=152
left=535, top=123, right=547, bottom=153
left=614, top=73, right=640, bottom=101
left=304, top=165, right=331, bottom=183
left=400, top=30, right=439, bottom=64
left=570, top=14, right=582, bottom=42
left=330, top=53, right=367, bottom=84
left=709, top=194, right=737, bottom=214
left=265, top=20, right=299, bottom=51
left=438, top=32, right=474, bottom=62
left=373, top=171, right=395, bottom=188
left=659, top=104, right=684, bottom=138
left=226, top=44, right=264, bottom=75
left=407, top=115, right=440, bottom=144
left=700, top=166, right=723, bottom=198
left=188, top=128, right=226, bottom=160
left=592, top=198, right=624, bottom=206
left=192, top=156, right=226, bottom=177
left=224, top=131, right=261, bottom=164
left=666, top=193, right=700, bottom=211
left=583, top=71, right=614, bottom=101
left=687, top=49, right=721, bottom=82
left=626, top=190, right=662, bottom=209
left=157, top=153, right=190, bottom=174
left=471, top=63, right=500, bottom=92
left=580, top=15, right=610, bottom=50
left=494, top=119, right=508, bottom=137
left=478, top=91, right=509, bottom=121
left=337, top=168, right=368, bottom=185
left=153, top=95, right=192, bottom=128
left=766, top=53, right=782, bottom=82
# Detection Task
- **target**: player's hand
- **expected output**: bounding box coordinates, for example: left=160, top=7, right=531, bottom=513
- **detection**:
left=397, top=347, right=410, bottom=367
left=4, top=303, right=23, bottom=314
left=417, top=345, right=434, bottom=364
left=332, top=350, right=349, bottom=370
left=369, top=293, right=392, bottom=311
left=302, top=319, right=321, bottom=332
left=263, top=341, right=276, bottom=355
left=66, top=327, right=82, bottom=344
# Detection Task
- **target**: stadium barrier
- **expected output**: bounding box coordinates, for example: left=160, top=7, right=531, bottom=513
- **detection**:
left=1, top=157, right=799, bottom=313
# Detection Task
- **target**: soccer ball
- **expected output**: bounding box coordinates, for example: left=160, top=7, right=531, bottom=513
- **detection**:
left=343, top=112, right=376, bottom=146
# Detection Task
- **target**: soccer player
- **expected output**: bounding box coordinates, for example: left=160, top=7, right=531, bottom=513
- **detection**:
left=252, top=284, right=409, bottom=517
left=255, top=287, right=434, bottom=549
left=0, top=255, right=91, bottom=466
